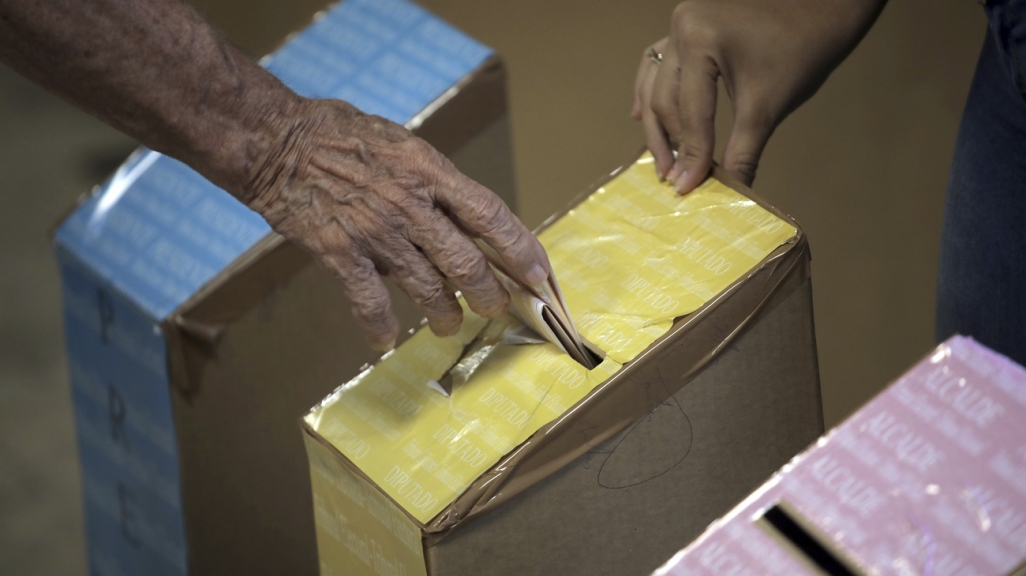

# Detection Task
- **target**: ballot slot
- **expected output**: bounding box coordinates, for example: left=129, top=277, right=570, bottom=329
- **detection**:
left=473, top=240, right=597, bottom=370
left=540, top=307, right=601, bottom=369
left=756, top=502, right=864, bottom=576
left=579, top=338, right=604, bottom=368
left=434, top=315, right=603, bottom=396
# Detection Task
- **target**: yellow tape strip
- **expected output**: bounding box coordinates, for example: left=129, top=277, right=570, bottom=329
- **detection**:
left=541, top=154, right=797, bottom=362
left=305, top=432, right=427, bottom=576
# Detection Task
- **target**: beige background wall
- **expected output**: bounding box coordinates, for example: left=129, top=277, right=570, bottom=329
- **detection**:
left=0, top=0, right=987, bottom=574
left=418, top=0, right=988, bottom=426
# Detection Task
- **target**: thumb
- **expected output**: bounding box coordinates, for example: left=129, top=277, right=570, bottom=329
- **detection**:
left=669, top=53, right=719, bottom=195
left=722, top=104, right=775, bottom=187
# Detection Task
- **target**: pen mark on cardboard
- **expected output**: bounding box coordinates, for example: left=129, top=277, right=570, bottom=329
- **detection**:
left=587, top=386, right=693, bottom=489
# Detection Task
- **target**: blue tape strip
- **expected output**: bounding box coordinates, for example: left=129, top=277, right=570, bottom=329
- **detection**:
left=55, top=0, right=492, bottom=320
left=59, top=248, right=187, bottom=576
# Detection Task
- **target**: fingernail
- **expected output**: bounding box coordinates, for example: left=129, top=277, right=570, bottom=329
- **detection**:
left=667, top=161, right=682, bottom=183
left=376, top=339, right=396, bottom=353
left=526, top=263, right=548, bottom=288
left=674, top=170, right=689, bottom=194
left=656, top=166, right=666, bottom=182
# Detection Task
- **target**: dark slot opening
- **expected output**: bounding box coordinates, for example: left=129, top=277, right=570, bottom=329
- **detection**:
left=582, top=343, right=603, bottom=368
left=760, top=504, right=857, bottom=576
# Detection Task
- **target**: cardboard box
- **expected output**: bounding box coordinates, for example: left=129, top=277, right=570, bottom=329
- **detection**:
left=652, top=335, right=1026, bottom=576
left=53, top=1, right=517, bottom=574
left=302, top=153, right=825, bottom=576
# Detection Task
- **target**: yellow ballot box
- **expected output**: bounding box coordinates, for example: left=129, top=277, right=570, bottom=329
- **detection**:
left=302, top=153, right=824, bottom=576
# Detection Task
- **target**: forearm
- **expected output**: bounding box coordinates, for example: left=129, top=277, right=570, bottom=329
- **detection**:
left=0, top=0, right=560, bottom=351
left=806, top=0, right=889, bottom=63
left=0, top=0, right=313, bottom=199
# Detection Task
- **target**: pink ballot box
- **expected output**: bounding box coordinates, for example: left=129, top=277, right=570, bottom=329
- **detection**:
left=654, top=336, right=1026, bottom=576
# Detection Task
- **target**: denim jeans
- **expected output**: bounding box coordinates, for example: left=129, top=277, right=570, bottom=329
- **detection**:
left=935, top=0, right=1026, bottom=365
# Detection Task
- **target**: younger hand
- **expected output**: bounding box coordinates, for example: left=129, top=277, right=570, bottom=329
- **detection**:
left=633, top=0, right=886, bottom=193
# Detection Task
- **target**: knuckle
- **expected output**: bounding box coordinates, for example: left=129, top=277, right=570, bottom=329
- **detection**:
left=651, top=106, right=680, bottom=143
left=673, top=6, right=715, bottom=48
left=445, top=249, right=488, bottom=283
left=403, top=137, right=448, bottom=170
left=331, top=252, right=373, bottom=285
left=387, top=139, right=450, bottom=193
left=319, top=219, right=360, bottom=254
left=728, top=153, right=760, bottom=180
left=414, top=277, right=454, bottom=310
left=678, top=130, right=702, bottom=152
left=360, top=114, right=419, bottom=151
left=468, top=194, right=512, bottom=238
left=650, top=95, right=675, bottom=121
left=454, top=261, right=507, bottom=313
left=681, top=142, right=711, bottom=162
left=352, top=290, right=393, bottom=324
left=492, top=221, right=529, bottom=253
left=472, top=288, right=509, bottom=319
left=392, top=187, right=433, bottom=216
left=423, top=292, right=463, bottom=335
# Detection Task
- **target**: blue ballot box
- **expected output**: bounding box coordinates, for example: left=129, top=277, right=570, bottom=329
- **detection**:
left=53, top=1, right=515, bottom=574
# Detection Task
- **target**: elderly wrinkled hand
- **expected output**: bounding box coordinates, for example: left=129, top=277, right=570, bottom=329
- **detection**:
left=246, top=98, right=551, bottom=351
left=632, top=0, right=886, bottom=194
left=0, top=0, right=553, bottom=353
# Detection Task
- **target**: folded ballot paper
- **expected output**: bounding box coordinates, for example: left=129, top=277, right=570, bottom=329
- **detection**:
left=486, top=244, right=598, bottom=358
left=430, top=263, right=597, bottom=397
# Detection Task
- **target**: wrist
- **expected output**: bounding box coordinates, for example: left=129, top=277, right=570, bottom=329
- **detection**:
left=813, top=0, right=889, bottom=44
left=181, top=51, right=307, bottom=205
left=239, top=96, right=367, bottom=222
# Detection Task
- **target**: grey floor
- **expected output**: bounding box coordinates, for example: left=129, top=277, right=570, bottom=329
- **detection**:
left=1, top=63, right=135, bottom=575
